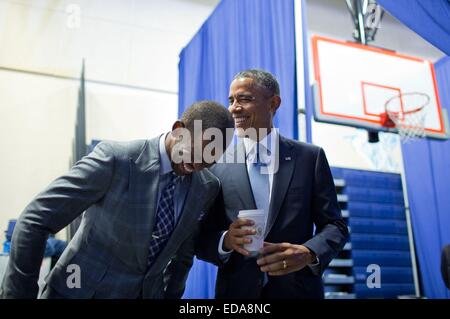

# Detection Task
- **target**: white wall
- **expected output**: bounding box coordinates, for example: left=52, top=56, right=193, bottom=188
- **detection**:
left=0, top=0, right=219, bottom=240
left=0, top=71, right=78, bottom=236
left=1, top=0, right=445, bottom=241
left=304, top=0, right=444, bottom=173
left=85, top=83, right=178, bottom=141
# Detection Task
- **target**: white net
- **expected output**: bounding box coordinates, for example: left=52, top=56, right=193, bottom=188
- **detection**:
left=385, top=92, right=429, bottom=142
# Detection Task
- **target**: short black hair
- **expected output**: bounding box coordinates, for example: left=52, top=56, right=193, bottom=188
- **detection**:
left=233, top=69, right=280, bottom=96
left=181, top=100, right=234, bottom=145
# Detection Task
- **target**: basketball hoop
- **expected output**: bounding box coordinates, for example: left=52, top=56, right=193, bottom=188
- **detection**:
left=382, top=92, right=430, bottom=142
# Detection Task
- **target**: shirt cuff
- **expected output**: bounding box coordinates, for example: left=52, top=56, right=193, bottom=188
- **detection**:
left=218, top=231, right=233, bottom=261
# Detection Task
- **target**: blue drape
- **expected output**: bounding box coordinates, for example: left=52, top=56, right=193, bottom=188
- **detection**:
left=179, top=0, right=297, bottom=298
left=401, top=56, right=450, bottom=299
left=182, top=257, right=217, bottom=299
left=377, top=0, right=450, bottom=55
left=178, top=0, right=297, bottom=139
left=377, top=0, right=450, bottom=298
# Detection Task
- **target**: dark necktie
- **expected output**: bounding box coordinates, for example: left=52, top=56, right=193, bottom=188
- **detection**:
left=147, top=171, right=180, bottom=267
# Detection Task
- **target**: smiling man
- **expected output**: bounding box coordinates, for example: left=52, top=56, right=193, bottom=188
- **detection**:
left=197, top=69, right=348, bottom=299
left=0, top=100, right=234, bottom=299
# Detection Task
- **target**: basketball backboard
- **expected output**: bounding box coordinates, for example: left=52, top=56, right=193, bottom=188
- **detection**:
left=311, top=35, right=449, bottom=139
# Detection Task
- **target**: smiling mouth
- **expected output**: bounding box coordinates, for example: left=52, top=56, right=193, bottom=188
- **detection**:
left=234, top=116, right=249, bottom=126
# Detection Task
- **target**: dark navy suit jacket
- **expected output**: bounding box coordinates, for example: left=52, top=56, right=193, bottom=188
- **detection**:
left=197, top=135, right=348, bottom=299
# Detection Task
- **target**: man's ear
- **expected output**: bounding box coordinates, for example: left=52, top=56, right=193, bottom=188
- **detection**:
left=271, top=95, right=281, bottom=115
left=171, top=120, right=186, bottom=138
left=172, top=120, right=185, bottom=130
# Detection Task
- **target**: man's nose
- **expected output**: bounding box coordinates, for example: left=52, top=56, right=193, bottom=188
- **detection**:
left=229, top=102, right=242, bottom=113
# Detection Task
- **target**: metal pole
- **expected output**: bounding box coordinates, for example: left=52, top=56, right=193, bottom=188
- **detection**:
left=398, top=143, right=421, bottom=297
left=294, top=0, right=309, bottom=143
left=353, top=0, right=381, bottom=142
left=354, top=0, right=367, bottom=45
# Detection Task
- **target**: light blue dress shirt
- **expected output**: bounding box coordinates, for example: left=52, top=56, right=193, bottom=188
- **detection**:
left=218, top=130, right=320, bottom=273
left=218, top=130, right=277, bottom=255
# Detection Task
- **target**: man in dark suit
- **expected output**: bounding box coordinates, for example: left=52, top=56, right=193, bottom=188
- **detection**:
left=197, top=70, right=348, bottom=299
left=0, top=101, right=234, bottom=299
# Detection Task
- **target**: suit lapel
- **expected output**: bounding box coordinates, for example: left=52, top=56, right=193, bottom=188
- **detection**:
left=265, top=137, right=295, bottom=236
left=151, top=171, right=215, bottom=270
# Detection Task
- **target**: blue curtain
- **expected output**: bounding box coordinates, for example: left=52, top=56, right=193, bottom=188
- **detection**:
left=401, top=56, right=450, bottom=299
left=374, top=0, right=450, bottom=298
left=377, top=0, right=450, bottom=55
left=182, top=257, right=217, bottom=299
left=178, top=0, right=297, bottom=139
left=179, top=0, right=298, bottom=298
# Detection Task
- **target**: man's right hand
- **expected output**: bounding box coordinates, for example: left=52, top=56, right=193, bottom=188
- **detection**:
left=223, top=218, right=256, bottom=256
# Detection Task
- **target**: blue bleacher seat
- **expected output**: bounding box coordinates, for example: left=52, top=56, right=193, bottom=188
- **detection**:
left=330, top=167, right=415, bottom=299
left=353, top=266, right=414, bottom=283
left=354, top=283, right=415, bottom=298
left=352, top=250, right=412, bottom=267
left=349, top=218, right=407, bottom=235
left=347, top=202, right=405, bottom=219
left=351, top=233, right=410, bottom=251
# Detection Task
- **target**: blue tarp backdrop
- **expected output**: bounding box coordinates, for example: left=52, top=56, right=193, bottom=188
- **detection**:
left=178, top=0, right=298, bottom=298
left=178, top=0, right=298, bottom=139
left=378, top=0, right=450, bottom=298
left=378, top=0, right=450, bottom=56
left=179, top=0, right=450, bottom=299
left=401, top=57, right=450, bottom=299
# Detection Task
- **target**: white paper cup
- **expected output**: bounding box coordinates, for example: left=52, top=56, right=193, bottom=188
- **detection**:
left=237, top=209, right=266, bottom=257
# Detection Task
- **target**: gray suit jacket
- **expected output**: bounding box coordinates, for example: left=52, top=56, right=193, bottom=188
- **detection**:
left=197, top=136, right=348, bottom=298
left=0, top=137, right=220, bottom=299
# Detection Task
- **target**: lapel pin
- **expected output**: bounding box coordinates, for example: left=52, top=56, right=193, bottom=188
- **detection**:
left=285, top=157, right=291, bottom=161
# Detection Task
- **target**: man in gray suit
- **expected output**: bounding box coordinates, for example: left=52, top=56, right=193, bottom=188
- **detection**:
left=197, top=70, right=348, bottom=298
left=0, top=100, right=234, bottom=299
